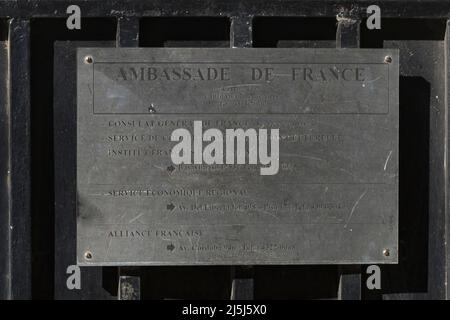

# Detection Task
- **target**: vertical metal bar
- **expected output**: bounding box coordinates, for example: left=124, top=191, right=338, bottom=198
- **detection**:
left=230, top=279, right=254, bottom=300
left=230, top=266, right=254, bottom=300
left=116, top=266, right=143, bottom=299
left=53, top=41, right=76, bottom=299
left=421, top=31, right=447, bottom=301
left=117, top=16, right=140, bottom=47
left=338, top=266, right=362, bottom=300
left=54, top=41, right=116, bottom=300
left=336, top=18, right=360, bottom=48
left=229, top=15, right=254, bottom=299
left=118, top=275, right=141, bottom=300
left=336, top=12, right=362, bottom=300
left=445, top=19, right=450, bottom=300
left=0, top=22, right=10, bottom=301
left=230, top=16, right=253, bottom=48
left=115, top=16, right=142, bottom=299
left=6, top=18, right=32, bottom=300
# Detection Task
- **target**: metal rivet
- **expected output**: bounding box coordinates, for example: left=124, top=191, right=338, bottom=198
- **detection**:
left=384, top=56, right=392, bottom=63
left=84, top=251, right=93, bottom=260
left=383, top=248, right=390, bottom=257
left=84, top=55, right=93, bottom=64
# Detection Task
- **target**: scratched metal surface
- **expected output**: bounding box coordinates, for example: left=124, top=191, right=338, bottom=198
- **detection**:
left=77, top=48, right=398, bottom=265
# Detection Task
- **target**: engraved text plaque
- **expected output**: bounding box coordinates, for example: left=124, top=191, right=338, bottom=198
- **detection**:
left=77, top=48, right=398, bottom=265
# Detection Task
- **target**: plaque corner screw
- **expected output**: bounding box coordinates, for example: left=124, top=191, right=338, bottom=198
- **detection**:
left=84, top=55, right=93, bottom=64
left=383, top=248, right=390, bottom=257
left=84, top=250, right=93, bottom=260
left=384, top=55, right=392, bottom=64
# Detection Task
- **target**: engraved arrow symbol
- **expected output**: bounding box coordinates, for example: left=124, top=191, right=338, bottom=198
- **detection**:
left=166, top=243, right=175, bottom=252
left=166, top=203, right=175, bottom=211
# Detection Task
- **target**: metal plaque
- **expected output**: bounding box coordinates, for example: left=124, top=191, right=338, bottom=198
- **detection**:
left=77, top=48, right=398, bottom=265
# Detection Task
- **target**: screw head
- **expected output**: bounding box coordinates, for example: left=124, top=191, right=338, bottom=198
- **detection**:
left=84, top=251, right=93, bottom=260
left=383, top=248, right=390, bottom=257
left=384, top=55, right=392, bottom=63
left=84, top=55, right=93, bottom=64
